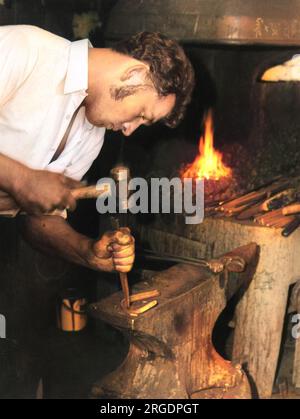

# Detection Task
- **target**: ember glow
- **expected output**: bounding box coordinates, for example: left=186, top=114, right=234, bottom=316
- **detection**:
left=182, top=111, right=232, bottom=181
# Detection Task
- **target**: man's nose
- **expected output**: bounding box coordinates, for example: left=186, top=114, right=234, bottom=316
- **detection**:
left=122, top=121, right=142, bottom=136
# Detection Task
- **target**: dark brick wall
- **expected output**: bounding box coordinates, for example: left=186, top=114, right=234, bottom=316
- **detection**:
left=0, top=0, right=72, bottom=38
left=0, top=0, right=111, bottom=40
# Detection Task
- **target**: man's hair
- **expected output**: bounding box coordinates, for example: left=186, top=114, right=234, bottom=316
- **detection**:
left=112, top=32, right=195, bottom=128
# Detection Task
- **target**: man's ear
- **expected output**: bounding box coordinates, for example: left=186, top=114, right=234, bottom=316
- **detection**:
left=120, top=64, right=150, bottom=85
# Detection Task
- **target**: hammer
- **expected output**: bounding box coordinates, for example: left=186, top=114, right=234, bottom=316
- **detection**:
left=109, top=165, right=132, bottom=309
left=0, top=183, right=111, bottom=218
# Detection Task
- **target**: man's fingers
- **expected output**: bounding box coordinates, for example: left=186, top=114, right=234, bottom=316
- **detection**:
left=64, top=194, right=77, bottom=212
left=63, top=176, right=83, bottom=189
left=112, top=246, right=135, bottom=259
left=103, top=230, right=117, bottom=240
left=114, top=254, right=135, bottom=272
left=109, top=227, right=132, bottom=243
left=93, top=229, right=135, bottom=265
left=111, top=242, right=134, bottom=253
left=113, top=256, right=135, bottom=266
left=119, top=227, right=131, bottom=235
left=112, top=227, right=134, bottom=272
left=92, top=231, right=116, bottom=259
left=55, top=194, right=77, bottom=211
left=27, top=205, right=44, bottom=216
left=113, top=230, right=134, bottom=246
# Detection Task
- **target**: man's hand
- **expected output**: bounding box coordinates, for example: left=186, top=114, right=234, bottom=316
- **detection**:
left=87, top=227, right=135, bottom=273
left=19, top=216, right=135, bottom=275
left=0, top=153, right=82, bottom=215
left=11, top=167, right=82, bottom=215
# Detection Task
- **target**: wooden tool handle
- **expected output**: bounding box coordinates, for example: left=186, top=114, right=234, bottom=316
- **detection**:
left=0, top=209, right=20, bottom=218
left=71, top=184, right=109, bottom=200
left=282, top=204, right=300, bottom=216
left=221, top=180, right=289, bottom=211
left=237, top=189, right=296, bottom=221
left=0, top=194, right=19, bottom=217
left=236, top=202, right=264, bottom=220
left=0, top=184, right=110, bottom=218
left=282, top=217, right=300, bottom=237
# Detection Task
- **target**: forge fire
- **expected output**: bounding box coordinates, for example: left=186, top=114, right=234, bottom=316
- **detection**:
left=182, top=110, right=232, bottom=181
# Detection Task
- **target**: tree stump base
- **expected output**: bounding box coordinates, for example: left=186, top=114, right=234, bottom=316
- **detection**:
left=136, top=215, right=300, bottom=398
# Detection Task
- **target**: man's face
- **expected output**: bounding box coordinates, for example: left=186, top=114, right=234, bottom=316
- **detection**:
left=85, top=87, right=176, bottom=136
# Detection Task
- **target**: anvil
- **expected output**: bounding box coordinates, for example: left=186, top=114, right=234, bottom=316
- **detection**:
left=88, top=243, right=258, bottom=399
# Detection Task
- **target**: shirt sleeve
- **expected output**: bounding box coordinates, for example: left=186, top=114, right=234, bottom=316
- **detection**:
left=0, top=26, right=38, bottom=108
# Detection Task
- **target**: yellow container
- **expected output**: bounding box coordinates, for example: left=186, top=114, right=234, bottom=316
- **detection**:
left=57, top=288, right=87, bottom=332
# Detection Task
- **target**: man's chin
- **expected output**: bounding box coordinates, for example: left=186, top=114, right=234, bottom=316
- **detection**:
left=85, top=110, right=104, bottom=127
left=88, top=119, right=105, bottom=128
left=85, top=112, right=117, bottom=130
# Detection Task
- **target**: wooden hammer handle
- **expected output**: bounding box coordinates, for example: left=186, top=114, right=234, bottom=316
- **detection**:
left=0, top=184, right=110, bottom=218
left=71, top=184, right=110, bottom=200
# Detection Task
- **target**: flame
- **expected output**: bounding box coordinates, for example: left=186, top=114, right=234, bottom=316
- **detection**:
left=182, top=110, right=231, bottom=180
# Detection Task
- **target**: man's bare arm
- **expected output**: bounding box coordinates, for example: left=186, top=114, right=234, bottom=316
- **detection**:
left=0, top=153, right=81, bottom=214
left=18, top=215, right=135, bottom=273
left=0, top=153, right=24, bottom=195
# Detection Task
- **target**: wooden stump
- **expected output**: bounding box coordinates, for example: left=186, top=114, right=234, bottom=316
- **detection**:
left=89, top=244, right=258, bottom=399
left=136, top=215, right=300, bottom=398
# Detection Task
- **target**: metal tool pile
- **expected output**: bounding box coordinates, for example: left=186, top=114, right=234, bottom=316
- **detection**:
left=206, top=176, right=300, bottom=237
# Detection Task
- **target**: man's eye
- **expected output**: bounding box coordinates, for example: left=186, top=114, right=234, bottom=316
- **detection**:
left=138, top=114, right=152, bottom=126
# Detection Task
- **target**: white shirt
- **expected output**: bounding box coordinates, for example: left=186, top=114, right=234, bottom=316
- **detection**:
left=0, top=25, right=105, bottom=180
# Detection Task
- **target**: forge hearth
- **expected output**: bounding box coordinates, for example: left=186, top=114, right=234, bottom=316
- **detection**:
left=135, top=211, right=300, bottom=399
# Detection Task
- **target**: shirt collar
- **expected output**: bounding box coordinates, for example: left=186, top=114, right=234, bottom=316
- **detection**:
left=64, top=39, right=92, bottom=95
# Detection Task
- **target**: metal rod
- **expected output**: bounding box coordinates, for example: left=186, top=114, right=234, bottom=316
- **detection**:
left=140, top=249, right=211, bottom=268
